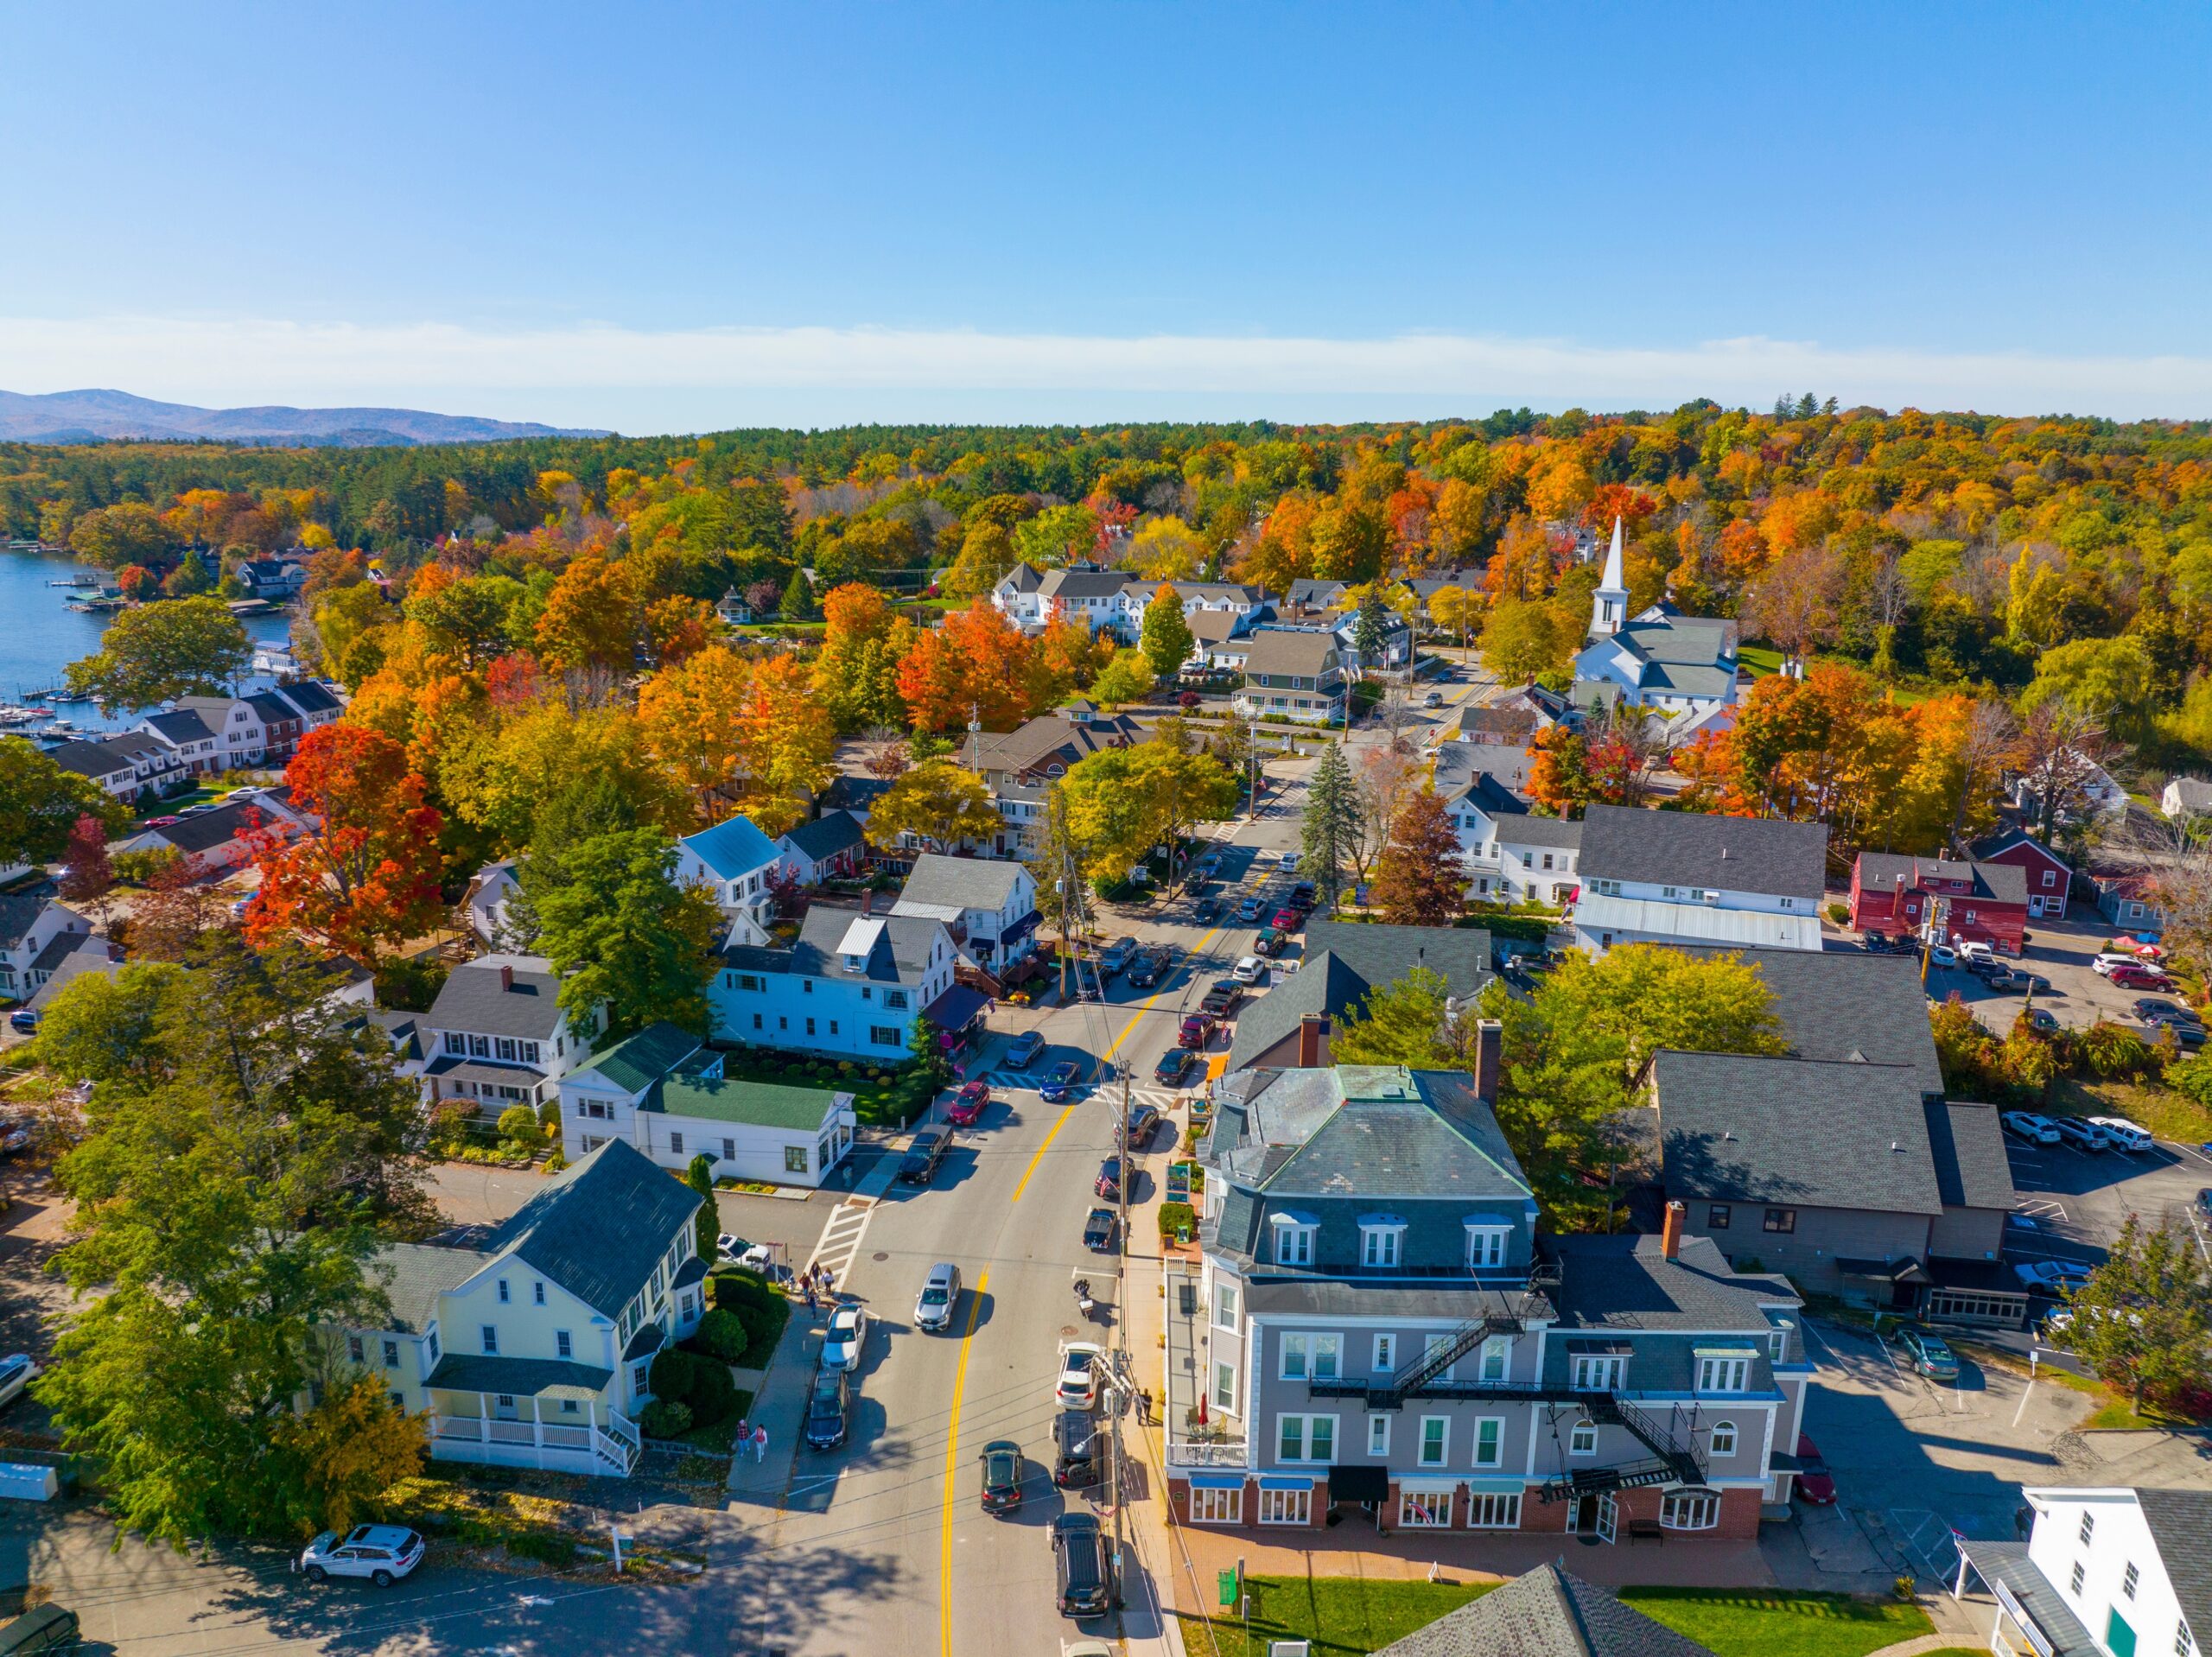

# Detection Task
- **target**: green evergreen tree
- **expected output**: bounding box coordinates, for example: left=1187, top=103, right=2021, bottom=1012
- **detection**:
left=2062, top=1214, right=2211, bottom=1408
left=1352, top=594, right=1390, bottom=668
left=686, top=1152, right=719, bottom=1260
left=1300, top=740, right=1361, bottom=911
left=780, top=565, right=818, bottom=620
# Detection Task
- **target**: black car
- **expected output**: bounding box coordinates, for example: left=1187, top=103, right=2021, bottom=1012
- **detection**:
left=1082, top=1206, right=1118, bottom=1253
left=1123, top=1102, right=1162, bottom=1147
left=1287, top=881, right=1317, bottom=910
left=1199, top=981, right=1243, bottom=1017
left=1052, top=1514, right=1116, bottom=1617
left=804, top=1368, right=851, bottom=1450
left=1095, top=1158, right=1122, bottom=1201
left=1154, top=1048, right=1196, bottom=1087
left=1192, top=897, right=1224, bottom=924
left=899, top=1127, right=950, bottom=1184
left=978, top=1439, right=1023, bottom=1513
left=1127, top=946, right=1175, bottom=989
left=1052, top=1409, right=1101, bottom=1488
left=1253, top=928, right=1287, bottom=958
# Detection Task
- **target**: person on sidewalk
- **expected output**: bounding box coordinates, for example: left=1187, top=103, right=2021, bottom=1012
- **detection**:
left=752, top=1424, right=769, bottom=1463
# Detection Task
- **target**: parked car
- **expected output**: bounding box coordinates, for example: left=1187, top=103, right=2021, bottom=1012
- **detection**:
left=1958, top=940, right=1998, bottom=964
left=0, top=1604, right=80, bottom=1652
left=1967, top=955, right=2012, bottom=981
left=2094, top=953, right=2145, bottom=975
left=899, top=1127, right=950, bottom=1184
left=1154, top=1048, right=1196, bottom=1087
left=2087, top=1116, right=2153, bottom=1152
left=1056, top=1343, right=1103, bottom=1409
left=2015, top=1258, right=2093, bottom=1294
left=2002, top=1111, right=2062, bottom=1146
left=1122, top=1102, right=1162, bottom=1147
left=2134, top=997, right=2203, bottom=1026
left=1794, top=1435, right=1835, bottom=1505
left=1178, top=1013, right=1217, bottom=1051
left=2023, top=1007, right=2060, bottom=1033
left=1053, top=1408, right=1101, bottom=1488
left=2199, top=1187, right=2212, bottom=1220
left=1053, top=1514, right=1117, bottom=1619
left=2052, top=1117, right=2110, bottom=1152
left=1422, top=689, right=1444, bottom=708
left=1896, top=1326, right=1960, bottom=1381
left=2111, top=967, right=2177, bottom=992
left=1096, top=937, right=1138, bottom=976
left=1252, top=928, right=1287, bottom=958
left=1199, top=981, right=1243, bottom=1017
left=915, top=1261, right=962, bottom=1333
left=945, top=1082, right=990, bottom=1127
left=0, top=1355, right=39, bottom=1410
left=1231, top=955, right=1264, bottom=985
left=1287, top=881, right=1317, bottom=911
left=978, top=1439, right=1024, bottom=1513
left=820, top=1305, right=868, bottom=1371
left=143, top=814, right=181, bottom=828
left=5, top=1011, right=35, bottom=1034
left=1278, top=853, right=1300, bottom=873
left=1236, top=896, right=1264, bottom=923
left=804, top=1366, right=853, bottom=1449
left=295, top=1526, right=426, bottom=1587
left=1004, top=1031, right=1046, bottom=1070
left=1928, top=944, right=1960, bottom=968
left=1094, top=1158, right=1122, bottom=1201
left=1126, top=946, right=1175, bottom=988
left=1041, top=1062, right=1082, bottom=1102
left=1082, top=1206, right=1117, bottom=1253
left=1270, top=907, right=1301, bottom=932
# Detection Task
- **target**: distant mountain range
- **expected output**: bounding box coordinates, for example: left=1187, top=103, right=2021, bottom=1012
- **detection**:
left=0, top=388, right=609, bottom=448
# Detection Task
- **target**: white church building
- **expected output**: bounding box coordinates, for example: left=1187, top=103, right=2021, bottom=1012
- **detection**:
left=1571, top=518, right=1742, bottom=741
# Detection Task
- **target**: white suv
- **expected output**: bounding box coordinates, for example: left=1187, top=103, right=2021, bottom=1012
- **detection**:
left=296, top=1525, right=425, bottom=1586
left=2087, top=1116, right=2153, bottom=1153
left=2001, top=1111, right=2061, bottom=1146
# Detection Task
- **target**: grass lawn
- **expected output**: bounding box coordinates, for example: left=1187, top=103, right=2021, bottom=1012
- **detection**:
left=2050, top=1075, right=2212, bottom=1146
left=1738, top=644, right=1786, bottom=676
left=1618, top=1587, right=1931, bottom=1657
left=1177, top=1579, right=1928, bottom=1657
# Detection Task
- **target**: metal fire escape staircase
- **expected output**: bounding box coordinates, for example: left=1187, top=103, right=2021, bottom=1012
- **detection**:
left=1536, top=1396, right=1705, bottom=1501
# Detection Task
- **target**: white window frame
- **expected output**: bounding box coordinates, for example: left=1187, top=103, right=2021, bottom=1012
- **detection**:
left=1372, top=1333, right=1396, bottom=1373
left=1465, top=1222, right=1510, bottom=1270
left=1281, top=1334, right=1308, bottom=1381
left=1272, top=1216, right=1317, bottom=1267
left=1467, top=1491, right=1522, bottom=1529
left=1213, top=1282, right=1239, bottom=1331
left=1399, top=1488, right=1452, bottom=1527
left=1571, top=1354, right=1624, bottom=1392
left=1696, top=1353, right=1751, bottom=1394
left=1569, top=1418, right=1598, bottom=1456
left=1422, top=1334, right=1456, bottom=1382
left=1312, top=1334, right=1341, bottom=1381
left=1472, top=1416, right=1504, bottom=1468
left=1478, top=1335, right=1510, bottom=1384
left=1367, top=1413, right=1390, bottom=1457
left=1417, top=1416, right=1448, bottom=1468
left=1710, top=1419, right=1737, bottom=1456
left=1662, top=1489, right=1720, bottom=1531
left=1258, top=1484, right=1312, bottom=1526
left=1189, top=1485, right=1241, bottom=1525
left=1275, top=1414, right=1337, bottom=1463
left=1360, top=1222, right=1406, bottom=1268
left=1212, top=1361, right=1236, bottom=1413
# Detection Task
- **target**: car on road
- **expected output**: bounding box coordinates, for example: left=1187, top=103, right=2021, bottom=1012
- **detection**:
left=715, top=1232, right=744, bottom=1261
left=1082, top=1206, right=1117, bottom=1252
left=0, top=1355, right=38, bottom=1411
left=143, top=814, right=181, bottom=828
left=899, top=1127, right=950, bottom=1184
left=1928, top=943, right=1960, bottom=968
left=1192, top=896, right=1224, bottom=924
left=2087, top=1115, right=2153, bottom=1152
left=1287, top=881, right=1317, bottom=911
left=915, top=1261, right=962, bottom=1333
left=2002, top=1111, right=2062, bottom=1146
left=1199, top=981, right=1243, bottom=1017
left=1126, top=945, right=1175, bottom=988
left=1278, top=853, right=1300, bottom=873
left=1096, top=937, right=1138, bottom=976
left=1154, top=1048, right=1196, bottom=1087
left=2052, top=1117, right=2110, bottom=1152
left=945, top=1082, right=990, bottom=1127
left=1231, top=955, right=1264, bottom=985
left=0, top=1604, right=81, bottom=1651
left=5, top=1011, right=35, bottom=1033
left=2015, top=1258, right=2093, bottom=1294
left=1236, top=896, right=1264, bottom=923
left=1094, top=1157, right=1122, bottom=1201
left=820, top=1305, right=868, bottom=1371
left=1056, top=1342, right=1103, bottom=1409
left=1053, top=1408, right=1101, bottom=1488
left=1178, top=1013, right=1217, bottom=1051
left=1252, top=928, right=1288, bottom=958
left=2023, top=1007, right=2060, bottom=1033
left=1422, top=689, right=1444, bottom=708
left=978, top=1439, right=1024, bottom=1514
left=1123, top=1102, right=1161, bottom=1146
left=804, top=1366, right=853, bottom=1449
left=1895, top=1326, right=1960, bottom=1381
left=1004, top=1030, right=1046, bottom=1069
left=1794, top=1434, right=1835, bottom=1504
left=296, top=1526, right=426, bottom=1587
left=1053, top=1513, right=1117, bottom=1619
left=1270, top=907, right=1301, bottom=932
left=1040, top=1062, right=1082, bottom=1102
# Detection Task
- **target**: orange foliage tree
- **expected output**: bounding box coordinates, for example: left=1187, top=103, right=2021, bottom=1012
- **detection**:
left=896, top=602, right=1035, bottom=731
left=534, top=555, right=637, bottom=670
left=245, top=725, right=445, bottom=961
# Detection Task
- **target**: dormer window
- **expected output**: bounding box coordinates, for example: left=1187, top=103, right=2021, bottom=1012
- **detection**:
left=1358, top=1215, right=1407, bottom=1269
left=1695, top=1350, right=1752, bottom=1394
left=1270, top=1214, right=1317, bottom=1267
left=1464, top=1222, right=1510, bottom=1271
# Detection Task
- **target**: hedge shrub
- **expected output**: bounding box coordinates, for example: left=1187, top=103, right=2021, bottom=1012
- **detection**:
left=711, top=1267, right=776, bottom=1311
left=649, top=1346, right=697, bottom=1401
left=696, top=1307, right=749, bottom=1365
left=639, top=1399, right=692, bottom=1439
left=688, top=1355, right=738, bottom=1424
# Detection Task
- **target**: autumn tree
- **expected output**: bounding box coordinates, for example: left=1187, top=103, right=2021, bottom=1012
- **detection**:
left=1129, top=516, right=1205, bottom=581
left=897, top=603, right=1033, bottom=731
left=246, top=725, right=445, bottom=961
left=1089, top=651, right=1155, bottom=709
left=0, top=737, right=128, bottom=867
left=534, top=555, right=637, bottom=671
left=1427, top=584, right=1483, bottom=651
left=1371, top=790, right=1465, bottom=925
left=1742, top=539, right=1846, bottom=675
left=1480, top=598, right=1572, bottom=683
left=862, top=759, right=1001, bottom=854
left=1140, top=585, right=1195, bottom=682
left=812, top=581, right=897, bottom=732
left=65, top=596, right=251, bottom=707
left=57, top=814, right=115, bottom=923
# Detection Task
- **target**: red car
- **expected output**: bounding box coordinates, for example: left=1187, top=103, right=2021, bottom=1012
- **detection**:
left=1179, top=1013, right=1217, bottom=1051
left=1271, top=908, right=1301, bottom=932
left=144, top=815, right=181, bottom=828
left=945, top=1082, right=990, bottom=1127
left=2111, top=967, right=2176, bottom=992
left=1794, top=1434, right=1835, bottom=1505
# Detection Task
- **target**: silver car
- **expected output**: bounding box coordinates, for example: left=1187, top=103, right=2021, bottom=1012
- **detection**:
left=296, top=1525, right=425, bottom=1586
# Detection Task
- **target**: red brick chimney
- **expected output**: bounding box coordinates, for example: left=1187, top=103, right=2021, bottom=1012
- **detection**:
left=862, top=888, right=874, bottom=917
left=1474, top=1019, right=1503, bottom=1104
left=1297, top=1014, right=1326, bottom=1068
left=499, top=962, right=514, bottom=993
left=1662, top=1200, right=1686, bottom=1260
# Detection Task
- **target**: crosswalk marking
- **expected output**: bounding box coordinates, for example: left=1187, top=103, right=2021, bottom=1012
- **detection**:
left=806, top=1199, right=874, bottom=1284
left=962, top=1075, right=1190, bottom=1112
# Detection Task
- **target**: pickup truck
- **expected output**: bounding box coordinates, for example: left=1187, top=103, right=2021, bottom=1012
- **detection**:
left=1126, top=946, right=1175, bottom=988
left=1199, top=981, right=1243, bottom=1017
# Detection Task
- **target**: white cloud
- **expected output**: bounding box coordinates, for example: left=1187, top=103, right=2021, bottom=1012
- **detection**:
left=4, top=314, right=2209, bottom=427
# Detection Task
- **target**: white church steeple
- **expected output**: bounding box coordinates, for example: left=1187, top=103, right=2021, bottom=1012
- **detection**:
left=1589, top=515, right=1629, bottom=638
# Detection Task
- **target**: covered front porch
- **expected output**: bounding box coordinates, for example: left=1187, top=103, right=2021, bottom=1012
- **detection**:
left=423, top=1355, right=640, bottom=1478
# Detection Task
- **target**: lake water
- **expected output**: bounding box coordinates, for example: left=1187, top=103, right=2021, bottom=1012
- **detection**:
left=0, top=549, right=293, bottom=733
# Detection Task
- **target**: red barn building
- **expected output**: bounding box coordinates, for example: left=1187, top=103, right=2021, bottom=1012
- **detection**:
left=1967, top=828, right=2075, bottom=919
left=1850, top=852, right=2031, bottom=954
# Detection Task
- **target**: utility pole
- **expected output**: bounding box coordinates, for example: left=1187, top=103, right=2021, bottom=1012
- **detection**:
left=966, top=702, right=981, bottom=774
left=1246, top=714, right=1262, bottom=824
left=1109, top=1057, right=1133, bottom=1622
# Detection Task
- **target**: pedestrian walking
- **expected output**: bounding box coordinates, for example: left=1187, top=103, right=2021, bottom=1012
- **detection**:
left=753, top=1424, right=768, bottom=1463
left=1138, top=1387, right=1154, bottom=1425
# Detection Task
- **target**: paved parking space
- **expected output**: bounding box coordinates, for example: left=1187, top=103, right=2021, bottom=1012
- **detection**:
left=1999, top=1132, right=2212, bottom=1271
left=1928, top=915, right=2188, bottom=1038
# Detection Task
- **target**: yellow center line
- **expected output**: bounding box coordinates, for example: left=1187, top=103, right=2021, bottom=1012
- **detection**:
left=940, top=1267, right=988, bottom=1657
left=1009, top=924, right=1229, bottom=1204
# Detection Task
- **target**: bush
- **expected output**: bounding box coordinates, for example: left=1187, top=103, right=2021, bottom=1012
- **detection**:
left=373, top=954, right=449, bottom=1013
left=1158, top=1201, right=1196, bottom=1242
left=711, top=1268, right=776, bottom=1312
left=650, top=1346, right=698, bottom=1401
left=495, top=1103, right=543, bottom=1155
left=2079, top=1020, right=2155, bottom=1079
left=734, top=1302, right=783, bottom=1357
left=695, top=1306, right=749, bottom=1365
left=542, top=1149, right=566, bottom=1173
left=688, top=1354, right=738, bottom=1424
left=111, top=847, right=182, bottom=886
left=2170, top=1054, right=2212, bottom=1108
left=639, top=1399, right=693, bottom=1439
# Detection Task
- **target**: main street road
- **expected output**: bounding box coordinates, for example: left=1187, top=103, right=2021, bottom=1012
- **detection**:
left=739, top=761, right=1317, bottom=1657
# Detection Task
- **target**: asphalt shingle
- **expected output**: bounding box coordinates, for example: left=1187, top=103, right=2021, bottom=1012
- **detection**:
left=2137, top=1489, right=2212, bottom=1650
left=478, top=1139, right=702, bottom=1321
left=1579, top=804, right=1827, bottom=900
left=1376, top=1564, right=1716, bottom=1657
left=426, top=955, right=566, bottom=1040
left=1677, top=945, right=1944, bottom=1098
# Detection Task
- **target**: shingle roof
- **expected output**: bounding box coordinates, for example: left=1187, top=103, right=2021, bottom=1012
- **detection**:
left=424, top=1354, right=614, bottom=1397
left=25, top=935, right=120, bottom=1011
left=652, top=1075, right=844, bottom=1130
left=1241, top=630, right=1341, bottom=676
left=1655, top=1051, right=1946, bottom=1216
left=1036, top=568, right=1131, bottom=600
left=780, top=809, right=866, bottom=863
left=818, top=774, right=893, bottom=815
left=1858, top=851, right=2031, bottom=906
left=969, top=710, right=1144, bottom=778
left=0, top=887, right=57, bottom=951
left=367, top=1241, right=490, bottom=1333
left=724, top=904, right=945, bottom=986
left=138, top=708, right=215, bottom=744
left=1579, top=803, right=1827, bottom=899
left=2136, top=1489, right=2212, bottom=1647
left=479, top=1139, right=702, bottom=1320
left=41, top=738, right=137, bottom=780
left=244, top=691, right=299, bottom=725
left=679, top=813, right=782, bottom=881
left=896, top=853, right=1029, bottom=913
left=1547, top=1231, right=1798, bottom=1330
left=146, top=797, right=282, bottom=855
left=1285, top=578, right=1352, bottom=608
left=1229, top=1067, right=1529, bottom=1203
left=575, top=1021, right=702, bottom=1095
left=1229, top=920, right=1492, bottom=1071
left=1928, top=1101, right=2015, bottom=1211
left=1676, top=946, right=1944, bottom=1098
left=1433, top=741, right=1535, bottom=799
left=1375, top=1564, right=1717, bottom=1657
left=275, top=680, right=343, bottom=715
left=1967, top=826, right=2071, bottom=867
left=1500, top=816, right=1586, bottom=850
left=425, top=955, right=565, bottom=1039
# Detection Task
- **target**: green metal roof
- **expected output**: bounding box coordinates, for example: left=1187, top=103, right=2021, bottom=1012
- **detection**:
left=650, top=1074, right=845, bottom=1130
left=576, top=1022, right=702, bottom=1095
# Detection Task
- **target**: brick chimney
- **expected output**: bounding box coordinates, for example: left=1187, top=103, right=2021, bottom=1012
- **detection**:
left=499, top=962, right=514, bottom=993
left=1473, top=1019, right=1503, bottom=1104
left=862, top=888, right=874, bottom=917
left=1297, top=1014, right=1327, bottom=1068
left=1662, top=1200, right=1686, bottom=1260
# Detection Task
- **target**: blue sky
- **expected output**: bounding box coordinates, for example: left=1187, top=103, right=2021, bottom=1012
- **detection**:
left=5, top=2, right=2211, bottom=429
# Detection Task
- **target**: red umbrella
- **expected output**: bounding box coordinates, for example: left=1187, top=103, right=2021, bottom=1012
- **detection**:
left=1197, top=1392, right=1208, bottom=1427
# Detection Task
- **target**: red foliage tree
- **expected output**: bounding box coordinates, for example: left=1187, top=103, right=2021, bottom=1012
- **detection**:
left=245, top=724, right=445, bottom=961
left=57, top=814, right=115, bottom=919
left=484, top=651, right=545, bottom=709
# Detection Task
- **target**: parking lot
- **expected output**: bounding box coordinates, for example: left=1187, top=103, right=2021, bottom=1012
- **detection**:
left=1916, top=914, right=2190, bottom=1039
left=1999, top=1126, right=2212, bottom=1278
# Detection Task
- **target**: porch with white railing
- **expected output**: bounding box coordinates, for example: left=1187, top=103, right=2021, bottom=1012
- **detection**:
left=1162, top=1260, right=1251, bottom=1474
left=428, top=1393, right=640, bottom=1477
